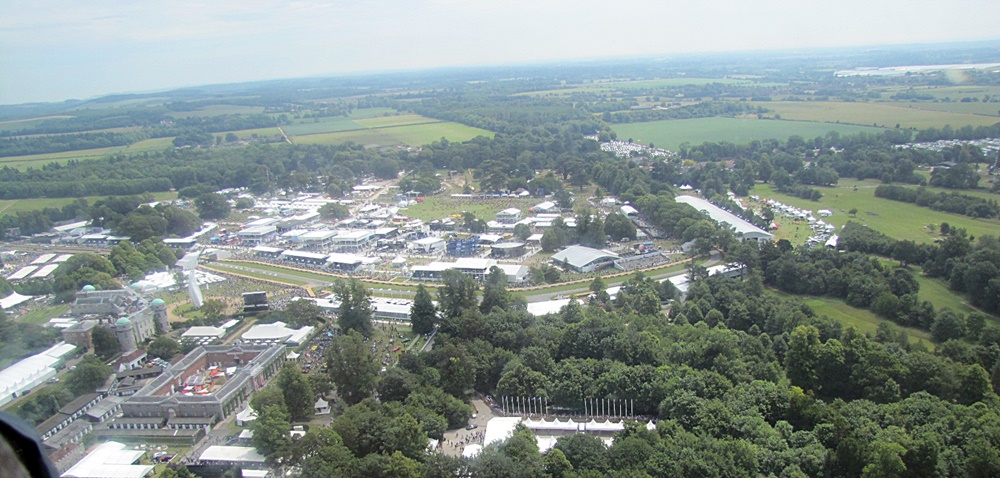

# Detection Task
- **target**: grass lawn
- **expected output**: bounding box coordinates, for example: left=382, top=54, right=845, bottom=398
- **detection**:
left=18, top=304, right=70, bottom=326
left=771, top=215, right=814, bottom=245
left=901, top=102, right=1000, bottom=117
left=292, top=118, right=491, bottom=147
left=202, top=262, right=313, bottom=287
left=0, top=191, right=178, bottom=217
left=875, top=260, right=997, bottom=321
left=882, top=85, right=1000, bottom=102
left=914, top=181, right=1000, bottom=202
left=612, top=117, right=882, bottom=151
left=354, top=114, right=441, bottom=128
left=401, top=195, right=538, bottom=222
left=221, top=126, right=283, bottom=139
left=752, top=180, right=1000, bottom=244
left=795, top=294, right=934, bottom=348
left=349, top=107, right=398, bottom=119
left=752, top=101, right=1000, bottom=129
left=282, top=117, right=365, bottom=135
left=293, top=128, right=399, bottom=146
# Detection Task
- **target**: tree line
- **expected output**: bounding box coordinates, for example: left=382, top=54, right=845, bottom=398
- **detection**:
left=875, top=184, right=1000, bottom=218
left=247, top=264, right=1000, bottom=476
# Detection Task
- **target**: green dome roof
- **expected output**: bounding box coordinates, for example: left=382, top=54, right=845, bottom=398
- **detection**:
left=115, top=317, right=131, bottom=326
left=82, top=285, right=96, bottom=291
left=151, top=298, right=166, bottom=306
left=130, top=283, right=142, bottom=289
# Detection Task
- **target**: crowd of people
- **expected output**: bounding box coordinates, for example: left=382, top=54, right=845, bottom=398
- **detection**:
left=613, top=251, right=669, bottom=271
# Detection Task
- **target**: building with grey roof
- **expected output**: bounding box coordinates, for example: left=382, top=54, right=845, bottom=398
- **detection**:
left=551, top=245, right=620, bottom=273
left=674, top=195, right=773, bottom=242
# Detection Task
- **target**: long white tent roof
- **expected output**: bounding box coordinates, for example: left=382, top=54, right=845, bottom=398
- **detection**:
left=675, top=195, right=773, bottom=240
left=61, top=441, right=153, bottom=478
left=7, top=266, right=38, bottom=280
left=199, top=445, right=266, bottom=463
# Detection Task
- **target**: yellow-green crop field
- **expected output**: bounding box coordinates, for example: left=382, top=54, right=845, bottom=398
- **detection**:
left=752, top=101, right=1000, bottom=129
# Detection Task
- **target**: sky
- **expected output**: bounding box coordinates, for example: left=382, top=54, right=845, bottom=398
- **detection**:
left=1, top=0, right=998, bottom=105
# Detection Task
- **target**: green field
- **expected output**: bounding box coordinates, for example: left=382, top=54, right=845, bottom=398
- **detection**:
left=205, top=263, right=312, bottom=286
left=0, top=116, right=75, bottom=132
left=0, top=137, right=176, bottom=170
left=0, top=191, right=178, bottom=216
left=293, top=117, right=491, bottom=147
left=282, top=117, right=364, bottom=135
left=18, top=304, right=70, bottom=326
left=902, top=102, right=1000, bottom=117
left=796, top=295, right=934, bottom=348
left=883, top=85, right=1000, bottom=102
left=400, top=195, right=538, bottom=221
left=349, top=107, right=398, bottom=119
left=916, top=271, right=978, bottom=316
left=167, top=105, right=266, bottom=118
left=612, top=117, right=882, bottom=151
left=354, top=114, right=441, bottom=128
left=752, top=181, right=1000, bottom=244
left=753, top=101, right=1000, bottom=129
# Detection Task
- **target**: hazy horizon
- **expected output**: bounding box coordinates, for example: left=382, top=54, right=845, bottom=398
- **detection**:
left=2, top=0, right=999, bottom=105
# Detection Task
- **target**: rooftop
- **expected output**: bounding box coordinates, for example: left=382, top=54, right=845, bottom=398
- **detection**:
left=551, top=245, right=620, bottom=269
left=674, top=195, right=773, bottom=239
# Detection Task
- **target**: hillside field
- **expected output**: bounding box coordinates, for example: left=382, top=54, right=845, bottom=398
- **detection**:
left=0, top=137, right=176, bottom=171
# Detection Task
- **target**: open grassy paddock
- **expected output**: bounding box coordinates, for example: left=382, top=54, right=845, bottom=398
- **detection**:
left=282, top=117, right=365, bottom=136
left=752, top=101, right=1000, bottom=129
left=793, top=294, right=934, bottom=348
left=752, top=181, right=1000, bottom=244
left=400, top=195, right=538, bottom=222
left=874, top=260, right=997, bottom=320
left=612, top=117, right=882, bottom=151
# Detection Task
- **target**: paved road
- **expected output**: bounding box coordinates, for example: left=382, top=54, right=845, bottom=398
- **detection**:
left=439, top=398, right=494, bottom=457
left=523, top=250, right=722, bottom=303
